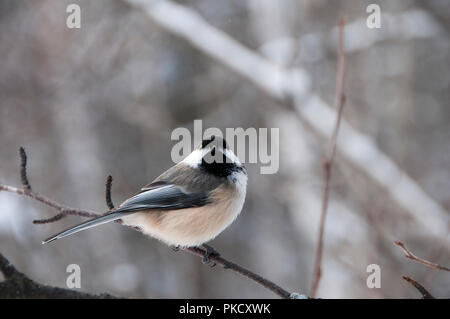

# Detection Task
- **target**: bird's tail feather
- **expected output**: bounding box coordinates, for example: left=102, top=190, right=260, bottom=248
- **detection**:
left=42, top=209, right=133, bottom=244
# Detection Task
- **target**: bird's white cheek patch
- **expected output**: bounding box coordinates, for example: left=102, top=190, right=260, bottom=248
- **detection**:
left=181, top=149, right=204, bottom=168
left=223, top=148, right=241, bottom=165
left=182, top=147, right=243, bottom=168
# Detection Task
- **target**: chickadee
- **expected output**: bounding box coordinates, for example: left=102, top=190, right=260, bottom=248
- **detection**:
left=43, top=136, right=247, bottom=259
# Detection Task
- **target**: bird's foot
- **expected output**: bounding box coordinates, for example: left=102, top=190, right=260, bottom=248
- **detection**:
left=171, top=245, right=180, bottom=252
left=202, top=244, right=220, bottom=267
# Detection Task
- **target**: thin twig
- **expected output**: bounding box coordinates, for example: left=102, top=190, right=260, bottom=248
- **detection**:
left=19, top=147, right=31, bottom=190
left=394, top=241, right=450, bottom=272
left=402, top=276, right=435, bottom=299
left=0, top=184, right=99, bottom=220
left=105, top=175, right=114, bottom=209
left=310, top=18, right=347, bottom=298
left=184, top=247, right=292, bottom=298
left=0, top=147, right=295, bottom=299
left=33, top=212, right=66, bottom=224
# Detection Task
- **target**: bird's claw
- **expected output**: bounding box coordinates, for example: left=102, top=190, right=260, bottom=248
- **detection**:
left=171, top=245, right=180, bottom=252
left=202, top=244, right=220, bottom=267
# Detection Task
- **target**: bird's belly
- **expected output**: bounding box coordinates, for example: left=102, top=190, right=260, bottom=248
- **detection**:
left=122, top=195, right=244, bottom=247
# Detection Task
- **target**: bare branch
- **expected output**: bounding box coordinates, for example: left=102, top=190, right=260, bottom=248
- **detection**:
left=184, top=247, right=292, bottom=298
left=0, top=147, right=296, bottom=299
left=19, top=147, right=31, bottom=190
left=0, top=252, right=17, bottom=280
left=402, top=276, right=435, bottom=299
left=33, top=212, right=66, bottom=224
left=394, top=241, right=450, bottom=272
left=0, top=252, right=116, bottom=298
left=310, top=18, right=346, bottom=298
left=105, top=175, right=115, bottom=210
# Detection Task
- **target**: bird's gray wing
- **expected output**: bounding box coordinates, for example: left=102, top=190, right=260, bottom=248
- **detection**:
left=42, top=183, right=211, bottom=244
left=118, top=182, right=211, bottom=211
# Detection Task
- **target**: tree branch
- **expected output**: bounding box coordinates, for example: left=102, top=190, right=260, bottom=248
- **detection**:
left=0, top=147, right=298, bottom=299
left=105, top=175, right=115, bottom=210
left=0, top=252, right=116, bottom=299
left=394, top=241, right=450, bottom=272
left=19, top=147, right=31, bottom=191
left=402, top=276, right=435, bottom=299
left=0, top=184, right=100, bottom=222
left=310, top=18, right=346, bottom=298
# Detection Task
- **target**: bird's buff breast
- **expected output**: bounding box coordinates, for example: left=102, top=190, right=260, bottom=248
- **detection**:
left=121, top=185, right=245, bottom=247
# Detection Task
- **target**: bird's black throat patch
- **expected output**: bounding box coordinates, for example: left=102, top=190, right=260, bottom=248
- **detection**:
left=200, top=148, right=241, bottom=178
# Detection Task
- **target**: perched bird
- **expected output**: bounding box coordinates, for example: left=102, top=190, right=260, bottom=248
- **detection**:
left=42, top=136, right=247, bottom=261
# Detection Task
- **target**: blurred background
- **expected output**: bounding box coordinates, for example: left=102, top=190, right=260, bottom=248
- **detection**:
left=0, top=0, right=449, bottom=298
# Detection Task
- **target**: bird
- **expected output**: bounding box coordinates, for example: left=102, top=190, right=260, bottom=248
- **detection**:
left=42, top=136, right=247, bottom=262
